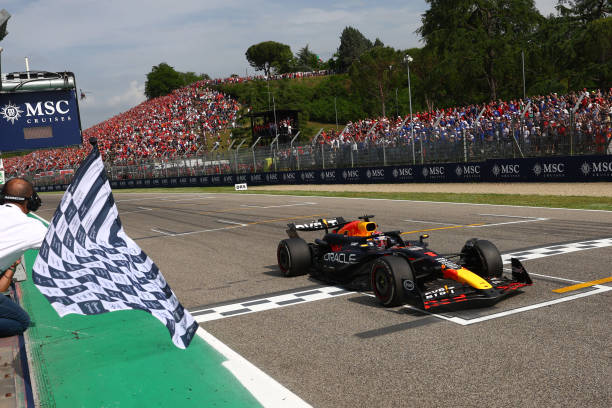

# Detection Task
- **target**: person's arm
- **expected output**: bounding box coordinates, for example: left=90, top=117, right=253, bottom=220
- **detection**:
left=0, top=259, right=19, bottom=292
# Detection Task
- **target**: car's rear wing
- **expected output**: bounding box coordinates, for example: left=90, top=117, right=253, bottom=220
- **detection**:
left=286, top=217, right=347, bottom=238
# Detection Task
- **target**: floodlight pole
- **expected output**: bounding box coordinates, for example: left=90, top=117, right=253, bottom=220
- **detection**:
left=405, top=54, right=415, bottom=164
left=521, top=50, right=526, bottom=100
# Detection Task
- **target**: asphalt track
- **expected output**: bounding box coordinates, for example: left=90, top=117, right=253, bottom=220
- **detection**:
left=37, top=191, right=612, bottom=408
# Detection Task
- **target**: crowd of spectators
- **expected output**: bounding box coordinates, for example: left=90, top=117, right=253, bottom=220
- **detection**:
left=3, top=75, right=611, bottom=178
left=315, top=88, right=612, bottom=158
left=4, top=81, right=240, bottom=177
left=205, top=70, right=330, bottom=86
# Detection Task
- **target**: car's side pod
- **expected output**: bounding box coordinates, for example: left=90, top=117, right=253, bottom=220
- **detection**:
left=511, top=258, right=533, bottom=284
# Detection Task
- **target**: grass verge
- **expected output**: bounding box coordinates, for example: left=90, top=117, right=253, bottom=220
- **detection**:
left=40, top=186, right=612, bottom=211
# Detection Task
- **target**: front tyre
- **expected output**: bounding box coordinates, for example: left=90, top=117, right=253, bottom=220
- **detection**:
left=277, top=238, right=311, bottom=277
left=461, top=239, right=503, bottom=278
left=370, top=256, right=414, bottom=307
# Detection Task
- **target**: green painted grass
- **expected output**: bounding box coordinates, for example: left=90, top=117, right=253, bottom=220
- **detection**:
left=41, top=186, right=612, bottom=211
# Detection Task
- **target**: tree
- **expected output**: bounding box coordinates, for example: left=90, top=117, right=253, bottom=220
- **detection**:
left=349, top=46, right=402, bottom=117
left=296, top=44, right=322, bottom=71
left=337, top=26, right=373, bottom=72
left=145, top=63, right=184, bottom=99
left=418, top=0, right=542, bottom=102
left=557, top=0, right=612, bottom=23
left=245, top=41, right=293, bottom=76
left=144, top=64, right=207, bottom=99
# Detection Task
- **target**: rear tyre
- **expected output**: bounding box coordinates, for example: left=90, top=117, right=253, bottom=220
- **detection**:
left=370, top=256, right=414, bottom=307
left=277, top=238, right=311, bottom=277
left=461, top=239, right=503, bottom=278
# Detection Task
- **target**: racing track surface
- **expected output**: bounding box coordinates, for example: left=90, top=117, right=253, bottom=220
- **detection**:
left=38, top=192, right=612, bottom=408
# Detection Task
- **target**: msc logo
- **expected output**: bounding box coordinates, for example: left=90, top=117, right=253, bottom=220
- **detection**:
left=283, top=172, right=296, bottom=181
left=211, top=176, right=221, bottom=183
left=266, top=173, right=278, bottom=181
left=0, top=102, right=23, bottom=124
left=320, top=170, right=336, bottom=180
left=301, top=171, right=316, bottom=180
left=492, top=164, right=520, bottom=176
left=366, top=169, right=384, bottom=178
left=236, top=175, right=247, bottom=182
left=393, top=168, right=413, bottom=178
left=343, top=169, right=360, bottom=179
left=1, top=100, right=72, bottom=125
left=251, top=174, right=263, bottom=182
left=455, top=165, right=480, bottom=177
left=223, top=175, right=233, bottom=183
left=533, top=163, right=565, bottom=176
left=581, top=161, right=612, bottom=175
left=423, top=166, right=444, bottom=177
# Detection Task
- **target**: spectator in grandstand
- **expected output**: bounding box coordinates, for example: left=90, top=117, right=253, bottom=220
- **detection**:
left=0, top=178, right=47, bottom=337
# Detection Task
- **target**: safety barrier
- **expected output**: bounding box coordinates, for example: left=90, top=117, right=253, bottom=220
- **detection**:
left=35, top=154, right=612, bottom=192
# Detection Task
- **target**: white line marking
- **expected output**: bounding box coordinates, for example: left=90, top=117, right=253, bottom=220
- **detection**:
left=115, top=195, right=215, bottom=203
left=192, top=237, right=612, bottom=325
left=403, top=219, right=462, bottom=226
left=444, top=286, right=612, bottom=325
left=478, top=213, right=544, bottom=219
left=470, top=218, right=549, bottom=228
left=121, top=207, right=154, bottom=215
left=246, top=193, right=612, bottom=213
left=170, top=225, right=244, bottom=237
left=150, top=228, right=175, bottom=236
left=217, top=219, right=248, bottom=227
left=196, top=328, right=312, bottom=408
left=240, top=202, right=317, bottom=209
left=193, top=286, right=351, bottom=323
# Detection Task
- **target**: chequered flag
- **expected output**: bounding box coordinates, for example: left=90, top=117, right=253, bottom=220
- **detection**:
left=32, top=143, right=198, bottom=349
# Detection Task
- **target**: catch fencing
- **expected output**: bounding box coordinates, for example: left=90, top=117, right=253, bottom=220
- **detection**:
left=21, top=116, right=612, bottom=187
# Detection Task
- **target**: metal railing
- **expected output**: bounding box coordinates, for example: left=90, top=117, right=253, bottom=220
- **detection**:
left=17, top=118, right=612, bottom=186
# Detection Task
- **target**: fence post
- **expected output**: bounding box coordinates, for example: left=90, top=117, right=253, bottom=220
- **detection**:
left=463, top=129, right=467, bottom=163
left=383, top=143, right=387, bottom=166
left=321, top=143, right=325, bottom=170
left=252, top=136, right=261, bottom=172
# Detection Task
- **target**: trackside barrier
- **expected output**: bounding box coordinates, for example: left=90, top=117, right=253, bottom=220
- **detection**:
left=34, top=155, right=612, bottom=192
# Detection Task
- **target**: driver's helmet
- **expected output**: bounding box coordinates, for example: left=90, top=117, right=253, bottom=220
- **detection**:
left=372, top=234, right=387, bottom=248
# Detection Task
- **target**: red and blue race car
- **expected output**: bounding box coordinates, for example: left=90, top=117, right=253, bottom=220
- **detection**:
left=277, top=215, right=532, bottom=310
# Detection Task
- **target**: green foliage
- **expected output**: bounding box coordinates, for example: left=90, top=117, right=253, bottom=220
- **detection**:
left=245, top=41, right=293, bottom=76
left=349, top=46, right=404, bottom=117
left=418, top=0, right=542, bottom=102
left=144, top=63, right=206, bottom=99
left=295, top=45, right=323, bottom=71
left=337, top=26, right=374, bottom=72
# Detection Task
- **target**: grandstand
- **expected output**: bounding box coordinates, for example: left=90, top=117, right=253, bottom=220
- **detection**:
left=3, top=73, right=611, bottom=183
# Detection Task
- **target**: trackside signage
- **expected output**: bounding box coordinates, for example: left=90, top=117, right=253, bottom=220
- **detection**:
left=0, top=90, right=82, bottom=151
left=38, top=155, right=612, bottom=191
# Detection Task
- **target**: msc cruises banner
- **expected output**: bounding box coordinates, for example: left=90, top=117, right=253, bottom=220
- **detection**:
left=39, top=155, right=612, bottom=193
left=0, top=89, right=82, bottom=152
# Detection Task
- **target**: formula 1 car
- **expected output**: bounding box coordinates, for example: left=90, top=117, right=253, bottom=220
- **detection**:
left=277, top=215, right=532, bottom=310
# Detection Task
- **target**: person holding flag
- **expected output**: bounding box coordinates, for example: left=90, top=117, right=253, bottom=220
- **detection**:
left=0, top=178, right=46, bottom=337
left=31, top=138, right=198, bottom=348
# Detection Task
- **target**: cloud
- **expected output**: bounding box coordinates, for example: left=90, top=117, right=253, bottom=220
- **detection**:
left=0, top=0, right=558, bottom=129
left=107, top=81, right=145, bottom=108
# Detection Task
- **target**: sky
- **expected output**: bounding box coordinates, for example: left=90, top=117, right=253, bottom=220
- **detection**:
left=1, top=0, right=559, bottom=130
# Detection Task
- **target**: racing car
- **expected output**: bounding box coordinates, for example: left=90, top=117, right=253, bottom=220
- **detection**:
left=277, top=215, right=532, bottom=310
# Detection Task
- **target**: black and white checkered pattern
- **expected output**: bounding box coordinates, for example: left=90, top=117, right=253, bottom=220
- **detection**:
left=32, top=146, right=198, bottom=349
left=191, top=237, right=612, bottom=323
left=192, top=286, right=351, bottom=323
left=502, top=238, right=612, bottom=263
